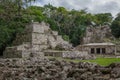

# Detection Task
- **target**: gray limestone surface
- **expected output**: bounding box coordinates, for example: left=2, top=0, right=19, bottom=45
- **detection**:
left=82, top=25, right=114, bottom=44
left=0, top=58, right=119, bottom=80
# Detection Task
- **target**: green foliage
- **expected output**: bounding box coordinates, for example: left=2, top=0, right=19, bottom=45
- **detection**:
left=0, top=0, right=34, bottom=54
left=62, top=35, right=69, bottom=41
left=46, top=18, right=58, bottom=30
left=82, top=58, right=120, bottom=66
left=94, top=13, right=113, bottom=25
left=48, top=56, right=120, bottom=66
left=111, top=13, right=120, bottom=38
left=27, top=6, right=46, bottom=22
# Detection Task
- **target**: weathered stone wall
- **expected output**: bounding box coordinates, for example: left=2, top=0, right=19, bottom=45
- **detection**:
left=3, top=47, right=22, bottom=58
left=62, top=51, right=95, bottom=59
left=12, top=33, right=32, bottom=46
left=44, top=50, right=95, bottom=60
left=82, top=25, right=114, bottom=44
left=4, top=22, right=50, bottom=58
left=76, top=45, right=116, bottom=55
left=76, top=42, right=117, bottom=55
left=116, top=45, right=120, bottom=55
left=44, top=50, right=63, bottom=57
left=47, top=35, right=57, bottom=49
left=32, top=33, right=48, bottom=45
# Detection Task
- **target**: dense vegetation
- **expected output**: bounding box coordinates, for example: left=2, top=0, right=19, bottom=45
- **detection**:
left=0, top=1, right=120, bottom=55
left=111, top=13, right=120, bottom=38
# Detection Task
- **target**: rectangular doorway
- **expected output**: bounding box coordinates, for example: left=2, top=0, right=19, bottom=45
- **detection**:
left=102, top=48, right=106, bottom=54
left=96, top=48, right=100, bottom=54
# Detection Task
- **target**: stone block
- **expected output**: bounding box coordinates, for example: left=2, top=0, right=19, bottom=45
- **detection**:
left=17, top=43, right=30, bottom=51
left=39, top=45, right=49, bottom=50
left=32, top=22, right=45, bottom=33
left=3, top=47, right=22, bottom=58
left=22, top=50, right=31, bottom=58
left=56, top=36, right=64, bottom=43
left=31, top=44, right=49, bottom=51
left=52, top=31, right=58, bottom=36
left=48, top=35, right=57, bottom=49
left=31, top=45, right=40, bottom=51
left=32, top=33, right=47, bottom=45
left=62, top=51, right=95, bottom=59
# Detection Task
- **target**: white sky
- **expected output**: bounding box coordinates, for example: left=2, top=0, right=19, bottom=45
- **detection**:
left=33, top=0, right=120, bottom=17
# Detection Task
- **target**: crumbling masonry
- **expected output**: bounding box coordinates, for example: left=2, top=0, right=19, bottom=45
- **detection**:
left=3, top=22, right=72, bottom=58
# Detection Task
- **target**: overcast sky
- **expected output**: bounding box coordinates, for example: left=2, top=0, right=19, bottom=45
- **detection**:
left=33, top=0, right=120, bottom=17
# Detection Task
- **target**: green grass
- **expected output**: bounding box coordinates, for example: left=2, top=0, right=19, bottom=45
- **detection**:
left=47, top=56, right=120, bottom=66
left=82, top=58, right=120, bottom=66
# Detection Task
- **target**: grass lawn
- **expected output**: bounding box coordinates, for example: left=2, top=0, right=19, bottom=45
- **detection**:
left=82, top=58, right=120, bottom=66
left=47, top=56, right=120, bottom=66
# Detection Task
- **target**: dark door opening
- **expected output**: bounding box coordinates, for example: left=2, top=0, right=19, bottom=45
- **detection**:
left=91, top=48, right=95, bottom=54
left=0, top=45, right=6, bottom=56
left=96, top=48, right=100, bottom=54
left=102, top=48, right=106, bottom=54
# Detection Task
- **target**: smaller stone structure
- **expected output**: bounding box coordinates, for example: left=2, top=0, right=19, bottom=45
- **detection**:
left=76, top=43, right=116, bottom=55
left=78, top=25, right=117, bottom=55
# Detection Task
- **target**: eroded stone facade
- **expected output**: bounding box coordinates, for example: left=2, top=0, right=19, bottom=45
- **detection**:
left=3, top=22, right=72, bottom=58
left=44, top=50, right=94, bottom=60
left=77, top=25, right=117, bottom=55
left=3, top=22, right=95, bottom=59
left=76, top=43, right=116, bottom=55
left=82, top=25, right=114, bottom=44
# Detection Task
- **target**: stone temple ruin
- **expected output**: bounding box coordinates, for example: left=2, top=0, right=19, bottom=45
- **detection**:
left=76, top=43, right=116, bottom=55
left=76, top=25, right=117, bottom=55
left=4, top=22, right=94, bottom=59
left=3, top=22, right=118, bottom=59
left=3, top=22, right=71, bottom=58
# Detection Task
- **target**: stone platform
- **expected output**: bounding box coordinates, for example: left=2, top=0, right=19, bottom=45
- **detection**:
left=44, top=50, right=95, bottom=60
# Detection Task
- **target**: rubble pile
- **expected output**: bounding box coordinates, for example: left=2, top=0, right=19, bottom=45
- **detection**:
left=0, top=58, right=119, bottom=80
